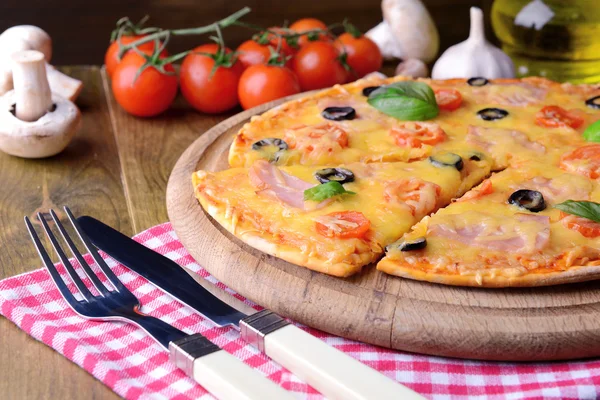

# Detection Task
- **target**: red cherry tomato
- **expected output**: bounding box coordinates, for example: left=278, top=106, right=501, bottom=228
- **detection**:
left=560, top=212, right=600, bottom=238
left=111, top=50, right=178, bottom=117
left=334, top=32, right=382, bottom=79
left=434, top=88, right=464, bottom=111
left=238, top=64, right=301, bottom=110
left=289, top=18, right=329, bottom=47
left=105, top=35, right=165, bottom=78
left=179, top=44, right=244, bottom=114
left=315, top=211, right=371, bottom=239
left=236, top=39, right=292, bottom=69
left=559, top=144, right=600, bottom=179
left=535, top=105, right=584, bottom=129
left=292, top=41, right=347, bottom=91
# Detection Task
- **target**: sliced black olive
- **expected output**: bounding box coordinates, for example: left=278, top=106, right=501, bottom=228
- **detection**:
left=252, top=138, right=288, bottom=152
left=387, top=237, right=427, bottom=252
left=586, top=95, right=600, bottom=110
left=362, top=86, right=380, bottom=97
left=429, top=152, right=464, bottom=171
left=467, top=77, right=489, bottom=87
left=469, top=152, right=484, bottom=161
left=508, top=189, right=546, bottom=212
left=315, top=168, right=355, bottom=184
left=477, top=107, right=509, bottom=121
left=322, top=106, right=356, bottom=121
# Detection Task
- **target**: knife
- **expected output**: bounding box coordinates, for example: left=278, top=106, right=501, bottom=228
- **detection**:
left=78, top=216, right=425, bottom=400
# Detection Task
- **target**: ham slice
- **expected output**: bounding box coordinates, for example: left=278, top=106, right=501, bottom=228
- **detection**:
left=472, top=83, right=547, bottom=107
left=514, top=176, right=592, bottom=205
left=428, top=211, right=550, bottom=254
left=249, top=160, right=315, bottom=209
left=467, top=126, right=546, bottom=162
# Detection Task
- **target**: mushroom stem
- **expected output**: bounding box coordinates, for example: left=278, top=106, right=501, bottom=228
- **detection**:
left=11, top=50, right=52, bottom=122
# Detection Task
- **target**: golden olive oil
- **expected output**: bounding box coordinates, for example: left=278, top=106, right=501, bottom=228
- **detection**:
left=492, top=0, right=600, bottom=83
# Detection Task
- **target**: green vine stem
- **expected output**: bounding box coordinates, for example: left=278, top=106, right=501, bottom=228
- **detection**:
left=117, top=7, right=252, bottom=58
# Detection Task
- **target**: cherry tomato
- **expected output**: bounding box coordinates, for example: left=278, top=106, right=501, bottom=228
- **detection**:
left=389, top=122, right=447, bottom=148
left=236, top=39, right=292, bottom=69
left=293, top=41, right=347, bottom=91
left=560, top=212, right=600, bottom=238
left=111, top=50, right=178, bottom=117
left=105, top=35, right=164, bottom=78
left=238, top=64, right=301, bottom=110
left=334, top=32, right=382, bottom=79
left=289, top=18, right=329, bottom=47
left=315, top=211, right=371, bottom=239
left=179, top=44, right=244, bottom=114
left=384, top=178, right=441, bottom=217
left=535, top=105, right=584, bottom=129
left=434, top=88, right=463, bottom=111
left=559, top=144, right=600, bottom=179
left=456, top=179, right=493, bottom=202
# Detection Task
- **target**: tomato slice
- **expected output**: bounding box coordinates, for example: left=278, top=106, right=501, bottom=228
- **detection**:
left=559, top=211, right=600, bottom=238
left=535, top=106, right=584, bottom=129
left=559, top=144, right=600, bottom=179
left=284, top=123, right=349, bottom=152
left=389, top=122, right=447, bottom=148
left=434, top=88, right=463, bottom=111
left=456, top=179, right=493, bottom=202
left=383, top=178, right=441, bottom=216
left=315, top=211, right=371, bottom=239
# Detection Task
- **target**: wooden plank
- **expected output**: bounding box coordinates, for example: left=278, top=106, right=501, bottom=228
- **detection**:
left=103, top=68, right=235, bottom=231
left=0, top=66, right=129, bottom=400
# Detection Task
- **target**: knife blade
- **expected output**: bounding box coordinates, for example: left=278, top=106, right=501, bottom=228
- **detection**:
left=76, top=216, right=246, bottom=327
left=78, top=215, right=425, bottom=400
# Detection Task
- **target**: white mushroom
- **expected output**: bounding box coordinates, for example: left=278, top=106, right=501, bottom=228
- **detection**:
left=0, top=25, right=82, bottom=101
left=366, top=0, right=440, bottom=63
left=0, top=50, right=81, bottom=158
left=395, top=58, right=429, bottom=78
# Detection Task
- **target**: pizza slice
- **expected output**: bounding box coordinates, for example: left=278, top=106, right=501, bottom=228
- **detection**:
left=193, top=151, right=492, bottom=277
left=377, top=158, right=600, bottom=287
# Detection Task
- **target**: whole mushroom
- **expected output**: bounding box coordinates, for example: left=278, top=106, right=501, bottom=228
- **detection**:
left=0, top=25, right=82, bottom=101
left=0, top=50, right=81, bottom=158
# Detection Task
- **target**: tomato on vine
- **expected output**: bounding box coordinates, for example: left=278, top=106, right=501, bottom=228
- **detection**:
left=179, top=43, right=245, bottom=114
left=293, top=41, right=348, bottom=91
left=111, top=49, right=178, bottom=117
left=238, top=49, right=301, bottom=110
left=289, top=18, right=330, bottom=47
left=334, top=25, right=382, bottom=79
left=236, top=35, right=293, bottom=69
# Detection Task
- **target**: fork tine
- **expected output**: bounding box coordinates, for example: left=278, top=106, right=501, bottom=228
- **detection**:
left=24, top=216, right=83, bottom=309
left=50, top=209, right=111, bottom=297
left=64, top=207, right=131, bottom=295
left=37, top=212, right=94, bottom=301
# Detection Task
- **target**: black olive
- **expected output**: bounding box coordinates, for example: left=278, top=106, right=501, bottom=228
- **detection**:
left=387, top=237, right=427, bottom=252
left=252, top=138, right=288, bottom=152
left=428, top=152, right=464, bottom=171
left=477, top=107, right=509, bottom=121
left=362, top=86, right=380, bottom=96
left=315, top=168, right=355, bottom=184
left=508, top=189, right=546, bottom=212
left=467, top=77, right=489, bottom=87
left=322, top=106, right=356, bottom=121
left=586, top=95, right=600, bottom=110
left=469, top=152, right=484, bottom=161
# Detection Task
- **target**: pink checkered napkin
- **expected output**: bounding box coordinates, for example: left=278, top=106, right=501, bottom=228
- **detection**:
left=2, top=223, right=600, bottom=399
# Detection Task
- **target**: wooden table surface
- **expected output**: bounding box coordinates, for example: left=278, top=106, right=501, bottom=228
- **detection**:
left=0, top=66, right=239, bottom=400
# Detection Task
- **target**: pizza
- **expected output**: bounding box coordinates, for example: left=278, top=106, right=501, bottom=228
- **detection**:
left=193, top=73, right=600, bottom=287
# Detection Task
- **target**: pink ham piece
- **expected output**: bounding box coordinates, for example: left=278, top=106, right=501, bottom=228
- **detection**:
left=472, top=83, right=547, bottom=107
left=249, top=160, right=315, bottom=209
left=428, top=211, right=550, bottom=254
left=467, top=125, right=546, bottom=154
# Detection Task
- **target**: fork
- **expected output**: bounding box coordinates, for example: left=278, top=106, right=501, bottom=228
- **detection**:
left=25, top=207, right=293, bottom=400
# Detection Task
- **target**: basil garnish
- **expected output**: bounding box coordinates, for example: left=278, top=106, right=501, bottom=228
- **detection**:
left=304, top=181, right=355, bottom=202
left=367, top=81, right=439, bottom=121
left=583, top=120, right=600, bottom=143
left=555, top=200, right=600, bottom=223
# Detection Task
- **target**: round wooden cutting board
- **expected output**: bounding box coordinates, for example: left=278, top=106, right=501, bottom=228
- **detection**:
left=167, top=98, right=600, bottom=362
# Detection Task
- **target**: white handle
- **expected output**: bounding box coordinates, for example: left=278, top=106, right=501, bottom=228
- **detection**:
left=264, top=325, right=425, bottom=400
left=190, top=349, right=294, bottom=400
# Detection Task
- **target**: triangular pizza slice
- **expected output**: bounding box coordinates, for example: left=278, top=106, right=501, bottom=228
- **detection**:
left=194, top=151, right=492, bottom=277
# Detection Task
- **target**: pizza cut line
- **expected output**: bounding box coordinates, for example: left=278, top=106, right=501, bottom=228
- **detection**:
left=193, top=74, right=600, bottom=287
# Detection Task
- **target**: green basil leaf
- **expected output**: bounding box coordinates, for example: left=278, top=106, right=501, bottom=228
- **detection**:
left=555, top=200, right=600, bottom=223
left=304, top=181, right=356, bottom=202
left=583, top=120, right=600, bottom=143
left=367, top=81, right=439, bottom=121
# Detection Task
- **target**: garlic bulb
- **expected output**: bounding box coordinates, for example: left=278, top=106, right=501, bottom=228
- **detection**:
left=431, top=7, right=515, bottom=79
